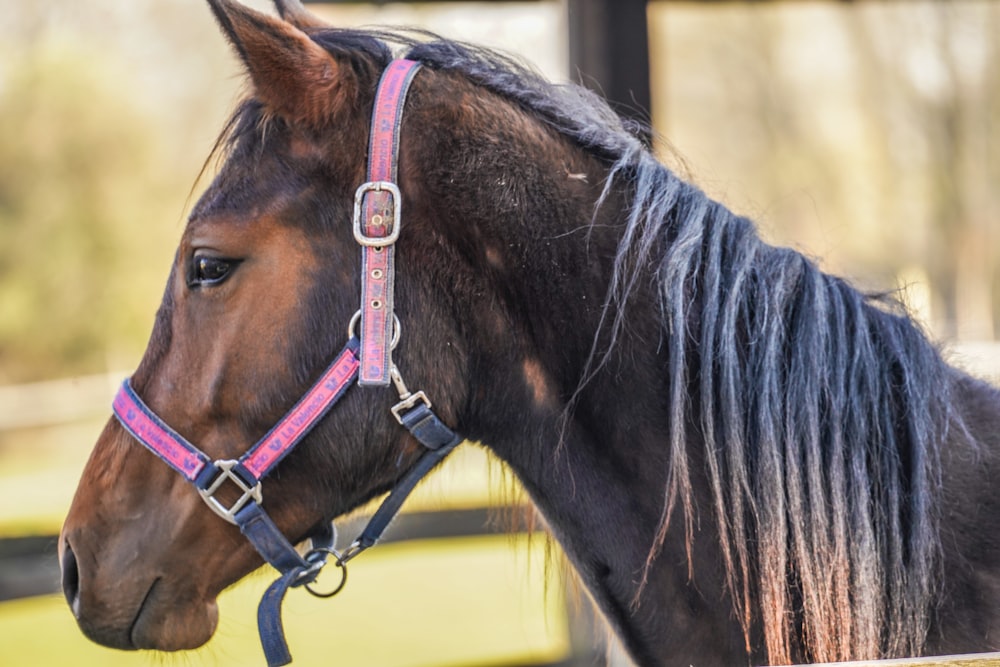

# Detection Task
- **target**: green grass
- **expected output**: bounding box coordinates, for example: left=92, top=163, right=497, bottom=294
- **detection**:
left=0, top=534, right=570, bottom=667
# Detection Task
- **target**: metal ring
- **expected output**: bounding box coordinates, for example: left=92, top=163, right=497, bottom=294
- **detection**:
left=301, top=548, right=348, bottom=599
left=347, top=310, right=402, bottom=350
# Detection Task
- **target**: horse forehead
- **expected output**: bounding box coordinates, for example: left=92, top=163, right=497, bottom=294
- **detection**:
left=187, top=170, right=318, bottom=235
left=190, top=177, right=300, bottom=228
left=192, top=145, right=314, bottom=224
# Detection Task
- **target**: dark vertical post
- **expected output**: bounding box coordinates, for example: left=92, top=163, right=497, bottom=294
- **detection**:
left=567, top=0, right=651, bottom=145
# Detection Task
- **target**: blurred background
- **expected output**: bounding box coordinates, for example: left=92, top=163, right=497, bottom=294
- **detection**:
left=0, top=1, right=997, bottom=666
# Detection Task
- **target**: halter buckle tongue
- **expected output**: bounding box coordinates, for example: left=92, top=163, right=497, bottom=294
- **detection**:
left=197, top=459, right=263, bottom=524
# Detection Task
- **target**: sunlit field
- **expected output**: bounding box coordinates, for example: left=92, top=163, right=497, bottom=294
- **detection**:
left=0, top=437, right=576, bottom=667
left=1, top=535, right=570, bottom=667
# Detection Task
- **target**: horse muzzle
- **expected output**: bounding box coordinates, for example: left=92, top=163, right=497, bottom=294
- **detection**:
left=60, top=523, right=220, bottom=651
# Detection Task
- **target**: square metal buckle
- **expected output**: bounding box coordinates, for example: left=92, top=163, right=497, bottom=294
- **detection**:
left=353, top=181, right=401, bottom=247
left=390, top=391, right=431, bottom=425
left=197, top=459, right=263, bottom=525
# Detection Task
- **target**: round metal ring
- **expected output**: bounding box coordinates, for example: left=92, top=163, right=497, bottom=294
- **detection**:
left=348, top=310, right=361, bottom=339
left=302, top=549, right=348, bottom=599
left=347, top=310, right=402, bottom=350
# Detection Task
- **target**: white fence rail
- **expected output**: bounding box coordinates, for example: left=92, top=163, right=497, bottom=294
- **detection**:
left=0, top=344, right=998, bottom=433
left=946, top=341, right=1000, bottom=383
left=0, top=372, right=125, bottom=432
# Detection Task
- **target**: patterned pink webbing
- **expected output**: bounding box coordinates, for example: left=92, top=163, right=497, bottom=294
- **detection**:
left=359, top=59, right=421, bottom=385
left=114, top=343, right=359, bottom=485
left=241, top=344, right=360, bottom=479
left=367, top=59, right=418, bottom=182
left=113, top=385, right=208, bottom=481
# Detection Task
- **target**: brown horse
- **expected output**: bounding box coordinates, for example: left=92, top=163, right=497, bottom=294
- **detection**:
left=61, top=1, right=1000, bottom=665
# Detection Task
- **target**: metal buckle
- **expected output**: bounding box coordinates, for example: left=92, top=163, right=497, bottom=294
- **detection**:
left=391, top=391, right=431, bottom=424
left=353, top=181, right=401, bottom=247
left=197, top=459, right=262, bottom=525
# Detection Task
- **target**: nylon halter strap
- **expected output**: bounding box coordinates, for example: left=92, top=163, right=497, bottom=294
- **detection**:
left=355, top=58, right=421, bottom=386
left=111, top=59, right=462, bottom=667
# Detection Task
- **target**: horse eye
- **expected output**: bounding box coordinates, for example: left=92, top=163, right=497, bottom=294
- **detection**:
left=190, top=256, right=237, bottom=287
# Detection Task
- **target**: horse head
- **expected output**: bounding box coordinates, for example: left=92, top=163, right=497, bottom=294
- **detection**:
left=59, top=0, right=482, bottom=652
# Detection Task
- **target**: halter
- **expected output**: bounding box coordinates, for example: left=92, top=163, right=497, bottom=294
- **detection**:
left=112, top=60, right=460, bottom=667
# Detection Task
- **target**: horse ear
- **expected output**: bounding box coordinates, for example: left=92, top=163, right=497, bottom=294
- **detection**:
left=272, top=0, right=328, bottom=30
left=206, top=0, right=349, bottom=127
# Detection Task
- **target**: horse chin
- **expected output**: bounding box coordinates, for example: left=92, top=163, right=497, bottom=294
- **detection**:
left=76, top=582, right=219, bottom=652
left=128, top=588, right=219, bottom=652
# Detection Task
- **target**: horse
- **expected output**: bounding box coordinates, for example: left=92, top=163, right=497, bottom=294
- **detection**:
left=59, top=1, right=1000, bottom=665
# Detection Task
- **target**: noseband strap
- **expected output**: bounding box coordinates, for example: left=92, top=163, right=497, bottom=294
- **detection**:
left=112, top=59, right=462, bottom=667
left=113, top=338, right=360, bottom=506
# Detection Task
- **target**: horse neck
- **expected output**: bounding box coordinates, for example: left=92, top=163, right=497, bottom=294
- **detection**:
left=405, top=118, right=747, bottom=662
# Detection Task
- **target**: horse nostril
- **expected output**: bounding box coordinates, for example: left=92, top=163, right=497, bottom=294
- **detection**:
left=61, top=541, right=81, bottom=618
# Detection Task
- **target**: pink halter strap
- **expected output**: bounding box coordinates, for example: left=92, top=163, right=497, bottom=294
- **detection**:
left=354, top=58, right=423, bottom=385
left=112, top=339, right=361, bottom=509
